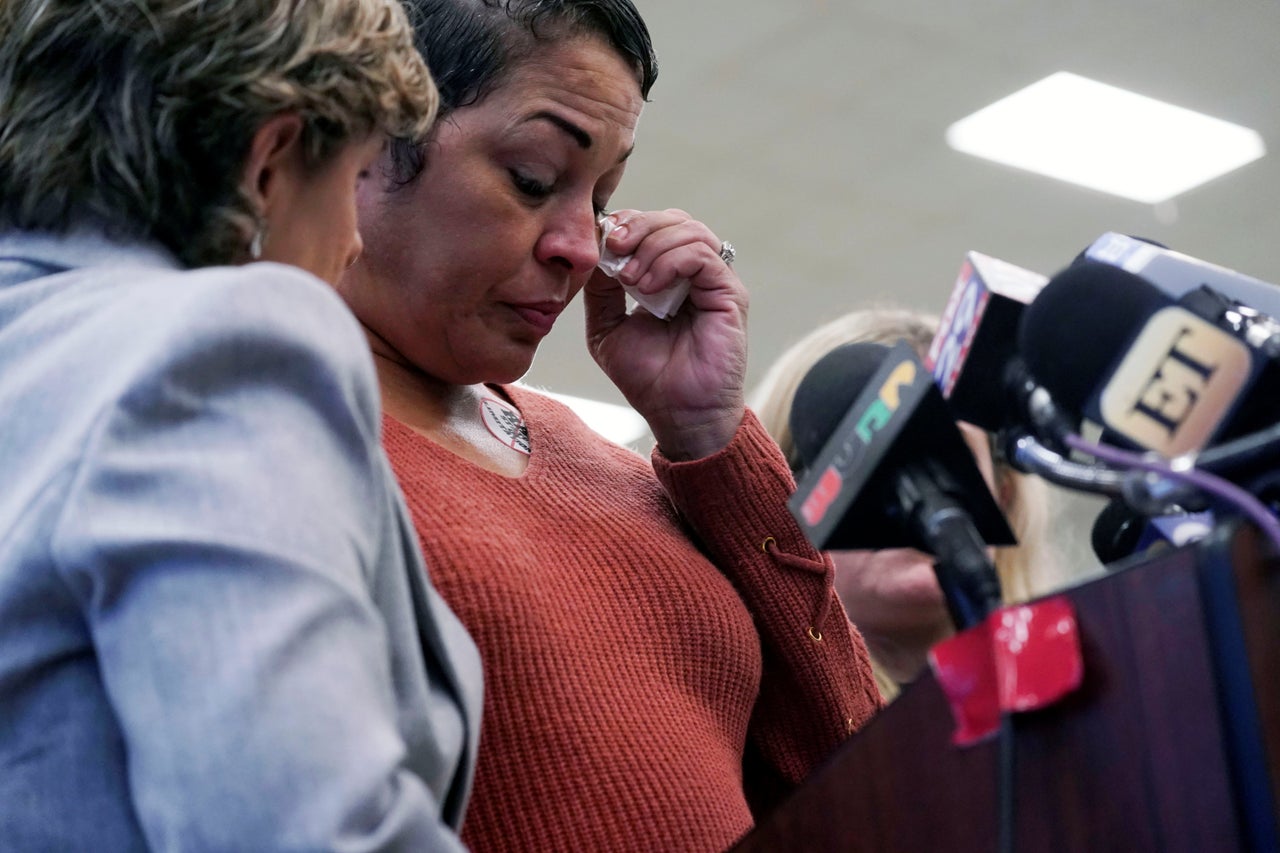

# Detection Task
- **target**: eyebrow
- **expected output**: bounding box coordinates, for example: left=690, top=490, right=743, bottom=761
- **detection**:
left=530, top=110, right=636, bottom=163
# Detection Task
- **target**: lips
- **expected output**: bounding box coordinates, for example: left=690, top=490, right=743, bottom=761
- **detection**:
left=508, top=301, right=564, bottom=336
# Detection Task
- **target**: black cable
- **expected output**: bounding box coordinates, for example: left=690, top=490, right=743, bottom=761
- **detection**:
left=899, top=468, right=1003, bottom=631
left=997, top=713, right=1017, bottom=853
left=1198, top=421, right=1280, bottom=473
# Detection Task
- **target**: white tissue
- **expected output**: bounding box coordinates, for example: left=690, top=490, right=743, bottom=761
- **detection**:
left=597, top=216, right=691, bottom=320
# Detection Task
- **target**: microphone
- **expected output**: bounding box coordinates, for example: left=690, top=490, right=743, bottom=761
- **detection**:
left=787, top=340, right=1014, bottom=628
left=925, top=250, right=1082, bottom=470
left=1091, top=498, right=1215, bottom=566
left=1018, top=261, right=1280, bottom=459
left=926, top=251, right=1048, bottom=433
left=1090, top=498, right=1148, bottom=564
left=1079, top=232, right=1280, bottom=320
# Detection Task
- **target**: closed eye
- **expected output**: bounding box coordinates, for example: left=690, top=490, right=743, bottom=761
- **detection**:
left=510, top=169, right=552, bottom=200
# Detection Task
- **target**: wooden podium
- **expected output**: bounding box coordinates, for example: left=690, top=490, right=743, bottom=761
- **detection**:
left=733, top=523, right=1280, bottom=852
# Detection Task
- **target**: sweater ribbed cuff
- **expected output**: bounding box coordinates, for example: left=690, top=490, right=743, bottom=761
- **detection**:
left=652, top=411, right=821, bottom=561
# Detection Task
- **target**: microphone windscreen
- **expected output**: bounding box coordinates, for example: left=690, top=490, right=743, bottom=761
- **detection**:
left=1090, top=498, right=1148, bottom=565
left=1017, top=262, right=1171, bottom=415
left=789, top=342, right=891, bottom=469
left=787, top=339, right=1017, bottom=550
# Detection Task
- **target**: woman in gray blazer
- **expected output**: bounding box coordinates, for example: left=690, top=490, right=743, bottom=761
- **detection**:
left=0, top=2, right=481, bottom=850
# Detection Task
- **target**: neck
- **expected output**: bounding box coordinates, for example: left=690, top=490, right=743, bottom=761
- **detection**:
left=361, top=324, right=488, bottom=431
left=358, top=323, right=531, bottom=477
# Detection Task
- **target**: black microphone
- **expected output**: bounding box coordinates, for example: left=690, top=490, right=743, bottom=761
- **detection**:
left=787, top=340, right=1014, bottom=628
left=1018, top=261, right=1280, bottom=459
left=1091, top=497, right=1216, bottom=567
left=925, top=249, right=1107, bottom=496
left=1090, top=498, right=1150, bottom=565
left=1078, top=231, right=1280, bottom=320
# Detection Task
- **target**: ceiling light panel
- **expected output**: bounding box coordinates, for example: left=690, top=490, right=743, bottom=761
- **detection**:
left=946, top=71, right=1266, bottom=204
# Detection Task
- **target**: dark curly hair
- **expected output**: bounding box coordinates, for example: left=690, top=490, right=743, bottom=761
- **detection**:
left=387, top=0, right=658, bottom=184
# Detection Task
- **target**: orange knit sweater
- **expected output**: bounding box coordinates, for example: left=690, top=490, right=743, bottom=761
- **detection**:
left=383, top=385, right=881, bottom=852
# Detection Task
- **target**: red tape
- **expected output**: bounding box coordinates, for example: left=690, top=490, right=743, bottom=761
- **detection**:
left=928, top=596, right=1083, bottom=746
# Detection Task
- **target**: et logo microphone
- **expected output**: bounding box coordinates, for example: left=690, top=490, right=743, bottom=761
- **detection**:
left=1097, top=307, right=1251, bottom=457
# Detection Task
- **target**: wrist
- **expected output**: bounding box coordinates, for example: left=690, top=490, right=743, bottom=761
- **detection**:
left=651, top=405, right=745, bottom=461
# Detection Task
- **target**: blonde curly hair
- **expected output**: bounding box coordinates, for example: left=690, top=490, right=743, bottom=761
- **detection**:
left=0, top=0, right=437, bottom=267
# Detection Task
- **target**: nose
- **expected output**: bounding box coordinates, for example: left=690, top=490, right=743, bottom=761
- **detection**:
left=535, top=204, right=601, bottom=273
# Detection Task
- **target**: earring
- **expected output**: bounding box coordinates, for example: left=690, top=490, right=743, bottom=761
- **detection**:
left=248, top=217, right=267, bottom=261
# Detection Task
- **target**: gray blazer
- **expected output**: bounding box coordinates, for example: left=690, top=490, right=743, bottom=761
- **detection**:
left=0, top=231, right=482, bottom=851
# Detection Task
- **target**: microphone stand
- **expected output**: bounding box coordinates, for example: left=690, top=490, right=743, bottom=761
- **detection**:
left=896, top=463, right=1013, bottom=853
left=894, top=463, right=1002, bottom=630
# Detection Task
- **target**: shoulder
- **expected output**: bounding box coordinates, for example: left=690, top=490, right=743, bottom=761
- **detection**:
left=35, top=261, right=385, bottom=452
left=140, top=262, right=366, bottom=353
left=101, top=262, right=374, bottom=399
left=4, top=255, right=374, bottom=405
left=50, top=264, right=390, bottom=562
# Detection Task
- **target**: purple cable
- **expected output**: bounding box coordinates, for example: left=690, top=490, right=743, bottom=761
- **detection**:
left=1065, top=433, right=1280, bottom=556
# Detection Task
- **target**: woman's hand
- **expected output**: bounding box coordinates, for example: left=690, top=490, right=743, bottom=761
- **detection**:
left=583, top=208, right=747, bottom=460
